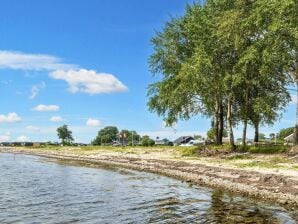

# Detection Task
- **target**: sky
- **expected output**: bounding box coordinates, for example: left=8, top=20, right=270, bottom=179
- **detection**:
left=0, top=0, right=296, bottom=143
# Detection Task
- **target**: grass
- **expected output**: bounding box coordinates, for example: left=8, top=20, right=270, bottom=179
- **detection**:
left=224, top=154, right=252, bottom=160
left=235, top=156, right=289, bottom=169
left=21, top=143, right=291, bottom=157
left=246, top=145, right=288, bottom=154
left=177, top=146, right=203, bottom=157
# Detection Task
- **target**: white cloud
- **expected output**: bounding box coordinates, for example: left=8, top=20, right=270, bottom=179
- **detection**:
left=16, top=135, right=29, bottom=142
left=0, top=50, right=76, bottom=71
left=0, top=113, right=21, bottom=123
left=49, top=69, right=128, bottom=94
left=26, top=125, right=40, bottom=132
left=0, top=50, right=128, bottom=95
left=33, top=104, right=60, bottom=112
left=86, top=118, right=101, bottom=127
left=29, top=82, right=46, bottom=99
left=50, top=116, right=63, bottom=122
left=0, top=131, right=11, bottom=142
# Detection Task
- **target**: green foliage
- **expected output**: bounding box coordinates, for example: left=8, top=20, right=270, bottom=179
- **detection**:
left=277, top=127, right=294, bottom=140
left=258, top=133, right=266, bottom=140
left=179, top=147, right=200, bottom=157
left=92, top=126, right=119, bottom=145
left=141, top=135, right=155, bottom=147
left=57, top=125, right=74, bottom=146
left=119, top=130, right=141, bottom=145
left=269, top=133, right=276, bottom=140
left=207, top=128, right=228, bottom=140
left=247, top=146, right=288, bottom=154
left=148, top=0, right=296, bottom=147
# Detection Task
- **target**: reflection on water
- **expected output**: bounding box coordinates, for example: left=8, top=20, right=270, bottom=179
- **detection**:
left=0, top=153, right=296, bottom=224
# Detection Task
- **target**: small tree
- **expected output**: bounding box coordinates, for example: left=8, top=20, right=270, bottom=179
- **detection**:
left=269, top=133, right=276, bottom=140
left=57, top=125, right=74, bottom=146
left=141, top=135, right=155, bottom=147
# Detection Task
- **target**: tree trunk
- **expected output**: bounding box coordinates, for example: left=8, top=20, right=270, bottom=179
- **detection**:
left=227, top=95, right=236, bottom=151
left=242, top=120, right=247, bottom=146
left=218, top=100, right=224, bottom=145
left=295, top=81, right=298, bottom=145
left=242, top=87, right=249, bottom=146
left=214, top=98, right=219, bottom=145
left=254, top=123, right=259, bottom=143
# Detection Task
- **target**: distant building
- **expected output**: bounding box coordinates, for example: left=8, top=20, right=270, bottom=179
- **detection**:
left=284, top=133, right=295, bottom=143
left=173, top=136, right=194, bottom=146
left=155, top=139, right=173, bottom=146
left=0, top=142, right=11, bottom=147
left=155, top=139, right=166, bottom=145
left=21, top=142, right=33, bottom=147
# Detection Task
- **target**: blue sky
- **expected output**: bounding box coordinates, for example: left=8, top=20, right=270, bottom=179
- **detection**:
left=0, top=0, right=296, bottom=143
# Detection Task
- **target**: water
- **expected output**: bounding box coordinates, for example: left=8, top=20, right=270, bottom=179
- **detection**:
left=0, top=153, right=297, bottom=224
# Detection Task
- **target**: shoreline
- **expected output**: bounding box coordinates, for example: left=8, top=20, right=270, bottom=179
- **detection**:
left=1, top=147, right=298, bottom=210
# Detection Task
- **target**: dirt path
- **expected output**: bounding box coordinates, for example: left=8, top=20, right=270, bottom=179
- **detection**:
left=1, top=147, right=298, bottom=209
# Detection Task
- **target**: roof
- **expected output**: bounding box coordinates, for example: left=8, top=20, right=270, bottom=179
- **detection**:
left=284, top=133, right=295, bottom=142
left=173, top=136, right=194, bottom=144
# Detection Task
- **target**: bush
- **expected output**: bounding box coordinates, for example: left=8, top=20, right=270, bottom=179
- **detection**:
left=141, top=136, right=155, bottom=147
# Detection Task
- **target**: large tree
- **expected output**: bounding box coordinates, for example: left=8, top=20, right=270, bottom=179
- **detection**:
left=148, top=0, right=296, bottom=149
left=92, top=126, right=119, bottom=145
left=57, top=125, right=74, bottom=146
left=148, top=3, right=226, bottom=145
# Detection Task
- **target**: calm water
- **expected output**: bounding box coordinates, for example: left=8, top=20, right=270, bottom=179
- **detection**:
left=0, top=153, right=297, bottom=224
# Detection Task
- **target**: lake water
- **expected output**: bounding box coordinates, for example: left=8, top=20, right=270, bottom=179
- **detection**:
left=0, top=153, right=297, bottom=224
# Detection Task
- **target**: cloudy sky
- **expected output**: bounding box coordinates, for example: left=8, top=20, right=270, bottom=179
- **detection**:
left=0, top=0, right=296, bottom=143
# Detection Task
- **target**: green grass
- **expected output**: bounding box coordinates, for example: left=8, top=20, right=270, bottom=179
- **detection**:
left=178, top=146, right=202, bottom=157
left=235, top=156, right=289, bottom=169
left=246, top=145, right=288, bottom=154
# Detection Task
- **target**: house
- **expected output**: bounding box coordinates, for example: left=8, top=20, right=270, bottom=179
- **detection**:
left=284, top=133, right=295, bottom=143
left=173, top=136, right=194, bottom=146
left=155, top=139, right=167, bottom=145
left=155, top=139, right=173, bottom=146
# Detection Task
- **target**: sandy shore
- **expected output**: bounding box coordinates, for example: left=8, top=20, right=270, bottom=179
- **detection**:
left=1, top=146, right=298, bottom=209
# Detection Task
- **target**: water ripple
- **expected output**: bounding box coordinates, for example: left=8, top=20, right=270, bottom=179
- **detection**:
left=0, top=153, right=296, bottom=224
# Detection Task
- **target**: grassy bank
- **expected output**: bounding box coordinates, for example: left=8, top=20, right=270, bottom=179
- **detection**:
left=10, top=144, right=297, bottom=172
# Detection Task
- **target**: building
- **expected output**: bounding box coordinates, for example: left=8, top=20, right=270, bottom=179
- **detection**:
left=173, top=136, right=194, bottom=146
left=284, top=133, right=295, bottom=143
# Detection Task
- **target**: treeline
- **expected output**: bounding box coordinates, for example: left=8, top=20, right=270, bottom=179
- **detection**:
left=148, top=0, right=297, bottom=149
left=91, top=126, right=156, bottom=146
left=56, top=125, right=159, bottom=147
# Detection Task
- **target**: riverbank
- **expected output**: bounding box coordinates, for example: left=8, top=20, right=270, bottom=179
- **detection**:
left=1, top=146, right=298, bottom=209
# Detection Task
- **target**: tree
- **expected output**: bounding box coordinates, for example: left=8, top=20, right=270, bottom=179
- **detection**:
left=148, top=0, right=296, bottom=150
left=119, top=130, right=141, bottom=145
left=269, top=133, right=276, bottom=140
left=194, top=135, right=202, bottom=140
left=148, top=3, right=226, bottom=145
left=207, top=128, right=227, bottom=140
left=57, top=125, right=74, bottom=146
left=141, top=135, right=155, bottom=147
left=277, top=127, right=295, bottom=140
left=92, top=126, right=119, bottom=145
left=258, top=133, right=266, bottom=140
